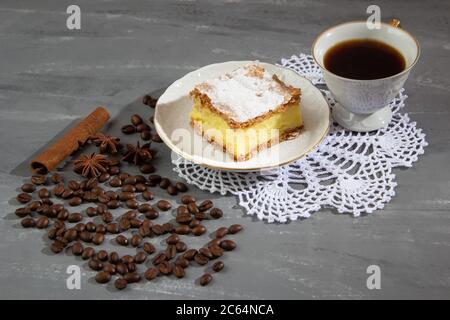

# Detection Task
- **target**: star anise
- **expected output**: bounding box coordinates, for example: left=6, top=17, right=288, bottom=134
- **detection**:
left=73, top=153, right=109, bottom=178
left=90, top=133, right=120, bottom=154
left=122, top=142, right=155, bottom=165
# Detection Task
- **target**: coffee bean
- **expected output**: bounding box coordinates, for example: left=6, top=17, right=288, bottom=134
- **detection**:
left=50, top=241, right=64, bottom=253
left=181, top=195, right=196, bottom=204
left=67, top=212, right=83, bottom=223
left=124, top=272, right=141, bottom=283
left=210, top=208, right=223, bottom=219
left=116, top=235, right=128, bottom=246
left=194, top=211, right=208, bottom=221
left=192, top=225, right=207, bottom=236
left=151, top=133, right=162, bottom=143
left=199, top=273, right=213, bottom=286
left=21, top=217, right=35, bottom=228
left=159, top=178, right=171, bottom=189
left=165, top=245, right=177, bottom=260
left=182, top=249, right=198, bottom=261
left=119, top=192, right=134, bottom=202
left=92, top=233, right=105, bottom=245
left=152, top=252, right=167, bottom=265
left=220, top=239, right=236, bottom=251
left=147, top=174, right=161, bottom=186
left=109, top=251, right=120, bottom=264
left=142, top=191, right=154, bottom=201
left=151, top=224, right=164, bottom=236
left=212, top=261, right=225, bottom=273
left=138, top=225, right=151, bottom=237
left=98, top=173, right=110, bottom=183
left=144, top=267, right=159, bottom=281
left=53, top=184, right=65, bottom=197
left=118, top=173, right=129, bottom=181
left=199, top=200, right=213, bottom=212
left=137, top=203, right=151, bottom=213
left=130, top=234, right=142, bottom=247
left=189, top=219, right=201, bottom=228
left=114, top=278, right=127, bottom=290
left=107, top=199, right=120, bottom=209
left=97, top=250, right=109, bottom=261
left=79, top=231, right=92, bottom=243
left=61, top=190, right=74, bottom=199
left=194, top=253, right=209, bottom=265
left=143, top=242, right=156, bottom=254
left=175, top=241, right=187, bottom=253
left=142, top=94, right=157, bottom=107
left=96, top=224, right=106, bottom=234
left=135, top=183, right=147, bottom=193
left=35, top=216, right=49, bottom=229
left=17, top=193, right=32, bottom=204
left=83, top=191, right=97, bottom=202
left=156, top=200, right=171, bottom=211
left=124, top=177, right=138, bottom=187
left=97, top=203, right=108, bottom=214
left=162, top=223, right=174, bottom=233
left=89, top=259, right=103, bottom=271
left=106, top=223, right=120, bottom=234
left=165, top=234, right=179, bottom=245
left=123, top=210, right=137, bottom=219
left=74, top=223, right=85, bottom=232
left=15, top=207, right=30, bottom=218
left=134, top=251, right=147, bottom=264
left=55, top=236, right=69, bottom=247
left=116, top=263, right=128, bottom=275
left=139, top=163, right=154, bottom=175
left=136, top=123, right=150, bottom=132
left=125, top=199, right=139, bottom=209
left=21, top=183, right=36, bottom=193
left=145, top=208, right=159, bottom=220
left=69, top=197, right=82, bottom=206
left=215, top=227, right=229, bottom=238
left=64, top=228, right=78, bottom=242
left=199, top=247, right=213, bottom=259
left=228, top=224, right=243, bottom=234
left=101, top=211, right=113, bottom=223
left=108, top=166, right=121, bottom=175
left=167, top=185, right=178, bottom=196
left=67, top=180, right=79, bottom=191
left=158, top=261, right=173, bottom=275
left=131, top=114, right=143, bottom=126
left=175, top=257, right=190, bottom=268
left=85, top=222, right=96, bottom=232
left=121, top=124, right=136, bottom=134
left=187, top=202, right=199, bottom=215
left=95, top=271, right=111, bottom=284
left=129, top=218, right=142, bottom=228
left=209, top=245, right=224, bottom=258
left=176, top=213, right=192, bottom=225
left=71, top=242, right=84, bottom=255
left=85, top=207, right=96, bottom=217
left=81, top=247, right=95, bottom=260
left=140, top=130, right=151, bottom=141
left=109, top=177, right=122, bottom=187
left=31, top=175, right=47, bottom=185
left=174, top=225, right=190, bottom=235
left=103, top=263, right=116, bottom=275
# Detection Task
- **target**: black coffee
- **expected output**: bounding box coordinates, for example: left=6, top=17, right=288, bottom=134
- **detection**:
left=324, top=39, right=405, bottom=80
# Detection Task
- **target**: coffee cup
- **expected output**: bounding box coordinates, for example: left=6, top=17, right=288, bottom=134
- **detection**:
left=312, top=20, right=420, bottom=131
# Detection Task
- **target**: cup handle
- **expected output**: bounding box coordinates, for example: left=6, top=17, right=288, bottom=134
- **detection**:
left=389, top=18, right=401, bottom=28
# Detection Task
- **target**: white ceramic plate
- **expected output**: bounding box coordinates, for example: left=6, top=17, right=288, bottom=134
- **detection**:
left=154, top=61, right=330, bottom=171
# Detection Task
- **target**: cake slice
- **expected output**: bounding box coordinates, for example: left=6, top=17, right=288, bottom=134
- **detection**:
left=189, top=64, right=303, bottom=161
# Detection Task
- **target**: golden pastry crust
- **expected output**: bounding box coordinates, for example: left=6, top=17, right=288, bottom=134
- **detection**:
left=191, top=120, right=303, bottom=161
left=190, top=74, right=301, bottom=130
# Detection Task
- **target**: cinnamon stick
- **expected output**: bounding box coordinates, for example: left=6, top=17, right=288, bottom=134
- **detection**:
left=30, top=107, right=110, bottom=175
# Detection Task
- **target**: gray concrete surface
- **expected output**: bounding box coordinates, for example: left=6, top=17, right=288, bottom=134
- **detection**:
left=0, top=0, right=449, bottom=300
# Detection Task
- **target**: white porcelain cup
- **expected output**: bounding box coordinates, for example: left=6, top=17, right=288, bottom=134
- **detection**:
left=312, top=21, right=420, bottom=131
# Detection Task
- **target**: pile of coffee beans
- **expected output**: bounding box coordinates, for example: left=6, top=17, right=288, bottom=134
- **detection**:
left=12, top=102, right=243, bottom=291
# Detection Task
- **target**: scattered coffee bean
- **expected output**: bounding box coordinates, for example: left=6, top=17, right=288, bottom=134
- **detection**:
left=118, top=218, right=130, bottom=231
left=209, top=245, right=224, bottom=258
left=96, top=224, right=106, bottom=234
left=53, top=184, right=65, bottom=197
left=165, top=234, right=179, bottom=245
left=106, top=223, right=120, bottom=234
left=210, top=208, right=223, bottom=219
left=212, top=261, right=225, bottom=272
left=172, top=265, right=185, bottom=278
left=136, top=123, right=150, bottom=133
left=109, top=177, right=122, bottom=187
left=103, top=263, right=116, bottom=275
left=124, top=272, right=141, bottom=283
left=194, top=211, right=207, bottom=220
left=21, top=217, right=35, bottom=228
left=125, top=199, right=139, bottom=209
left=69, top=197, right=82, bottom=206
left=97, top=250, right=109, bottom=261
left=176, top=213, right=192, bottom=225
left=92, top=233, right=105, bottom=245
left=140, top=130, right=151, bottom=141
left=175, top=242, right=187, bottom=253
left=89, top=259, right=103, bottom=271
left=131, top=114, right=143, bottom=126
left=114, top=278, right=127, bottom=290
left=181, top=195, right=196, bottom=204
left=17, top=193, right=32, bottom=204
left=121, top=124, right=136, bottom=134
left=165, top=244, right=177, bottom=260
left=175, top=257, right=190, bottom=269
left=119, top=192, right=134, bottom=202
left=15, top=207, right=30, bottom=218
left=50, top=173, right=63, bottom=184
left=64, top=228, right=78, bottom=242
left=144, top=267, right=159, bottom=281
left=50, top=241, right=64, bottom=253
left=68, top=180, right=80, bottom=191
left=95, top=271, right=111, bottom=284
left=21, top=183, right=36, bottom=193
left=220, top=239, right=237, bottom=251
left=143, top=242, right=156, bottom=254
left=129, top=218, right=142, bottom=228
left=142, top=95, right=157, bottom=108
left=198, top=200, right=213, bottom=212
left=215, top=227, right=229, bottom=238
left=175, top=225, right=190, bottom=235
left=130, top=234, right=142, bottom=247
left=85, top=222, right=96, bottom=232
left=189, top=219, right=201, bottom=228
left=98, top=173, right=110, bottom=183
left=142, top=191, right=154, bottom=201
left=152, top=252, right=167, bottom=265
left=174, top=182, right=188, bottom=192
left=71, top=242, right=84, bottom=256
left=159, top=178, right=171, bottom=189
left=151, top=224, right=164, bottom=236
left=74, top=223, right=85, bottom=232
left=159, top=261, right=173, bottom=275
left=134, top=251, right=147, bottom=264
left=194, top=253, right=209, bottom=265
left=187, top=202, right=199, bottom=215
left=183, top=249, right=198, bottom=261
left=145, top=208, right=159, bottom=220
left=135, top=183, right=147, bottom=193
left=68, top=212, right=83, bottom=223
left=151, top=133, right=162, bottom=143
left=156, top=200, right=171, bottom=211
left=109, top=251, right=120, bottom=264
left=199, top=273, right=213, bottom=286
left=107, top=199, right=120, bottom=209
left=116, top=235, right=128, bottom=246
left=192, top=225, right=207, bottom=236
left=228, top=224, right=243, bottom=234
left=108, top=165, right=121, bottom=176
left=61, top=189, right=74, bottom=199
left=79, top=230, right=92, bottom=243
left=147, top=174, right=162, bottom=186
left=199, top=247, right=213, bottom=259
left=31, top=175, right=46, bottom=185
left=36, top=216, right=49, bottom=229
left=167, top=185, right=178, bottom=196
left=81, top=247, right=95, bottom=260
left=116, top=263, right=128, bottom=276
left=101, top=211, right=114, bottom=223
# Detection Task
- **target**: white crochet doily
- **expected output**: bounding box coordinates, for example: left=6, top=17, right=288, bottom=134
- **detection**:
left=172, top=54, right=428, bottom=223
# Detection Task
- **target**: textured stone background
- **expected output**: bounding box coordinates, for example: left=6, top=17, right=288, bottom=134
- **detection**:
left=0, top=0, right=449, bottom=299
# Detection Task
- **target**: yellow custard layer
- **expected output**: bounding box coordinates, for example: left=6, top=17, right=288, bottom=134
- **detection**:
left=190, top=98, right=303, bottom=161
